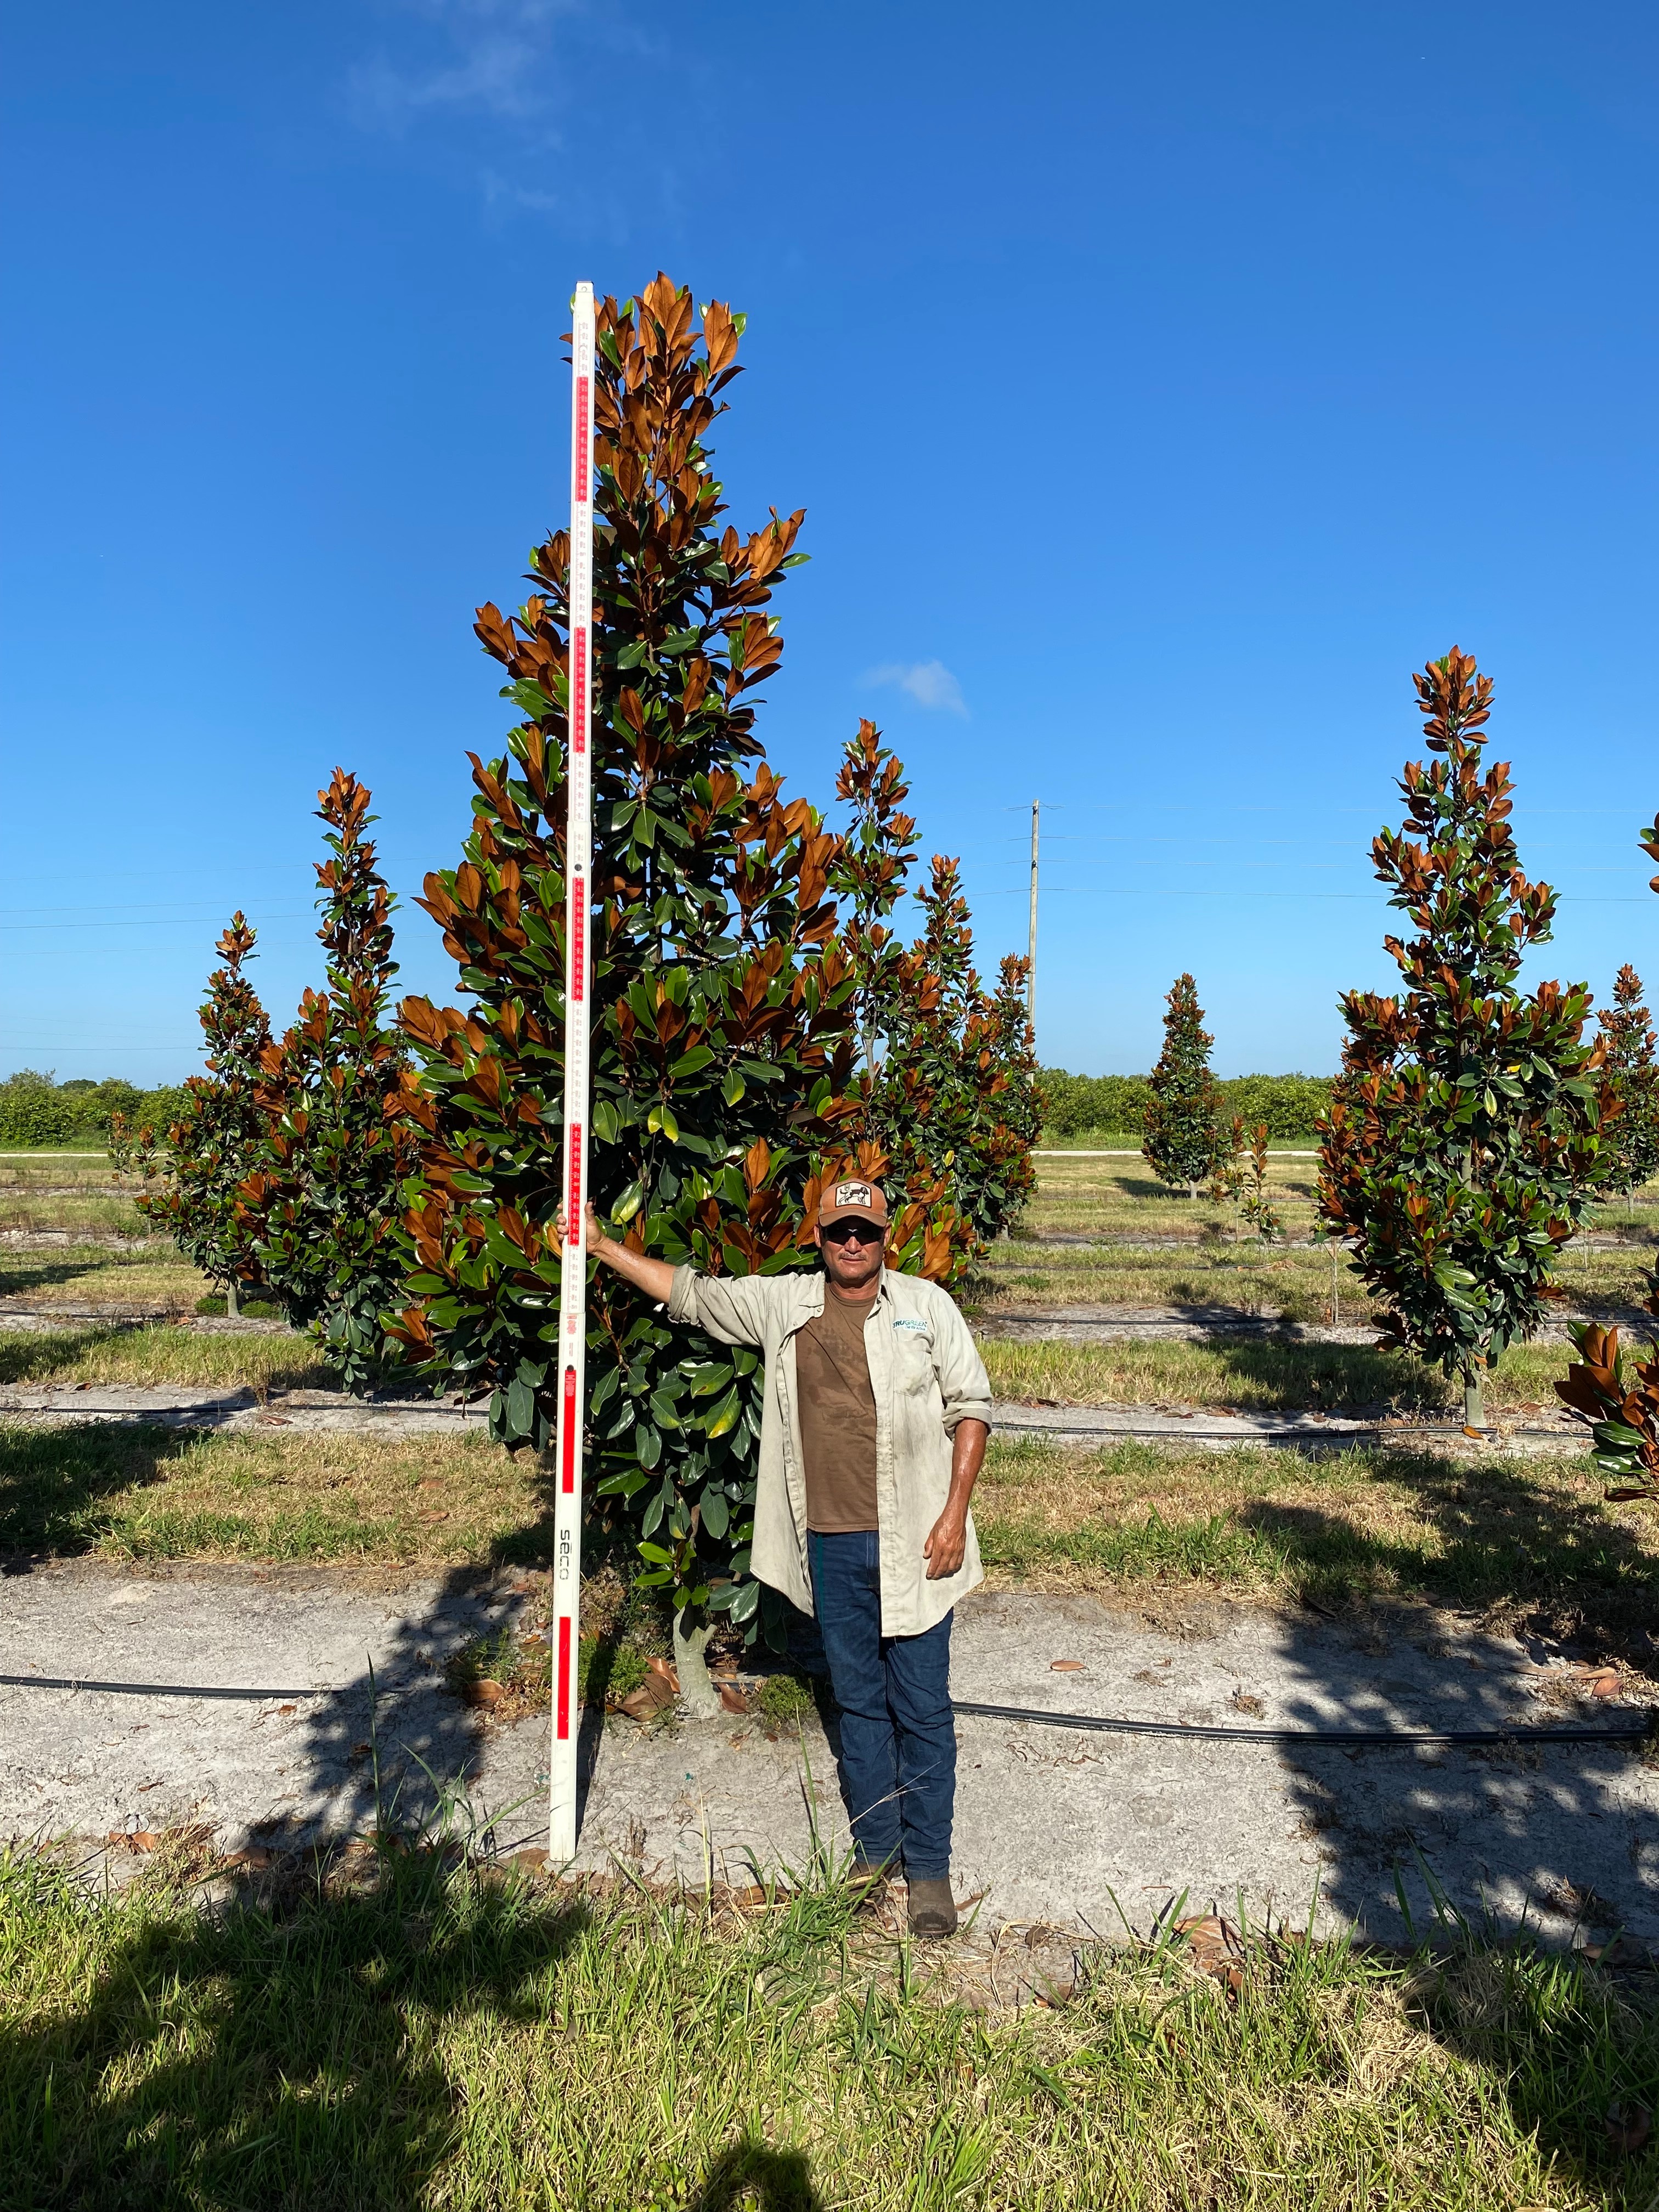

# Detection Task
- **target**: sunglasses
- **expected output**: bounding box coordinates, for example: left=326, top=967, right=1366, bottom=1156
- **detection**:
left=821, top=1219, right=885, bottom=1248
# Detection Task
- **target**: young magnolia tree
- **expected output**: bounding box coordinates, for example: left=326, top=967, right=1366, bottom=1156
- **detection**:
left=1321, top=648, right=1612, bottom=1428
left=1598, top=965, right=1659, bottom=1199
left=1143, top=973, right=1223, bottom=1197
left=114, top=915, right=272, bottom=1313
left=238, top=772, right=419, bottom=1389
left=1555, top=829, right=1659, bottom=1499
left=870, top=860, right=1040, bottom=1249
left=390, top=276, right=965, bottom=1649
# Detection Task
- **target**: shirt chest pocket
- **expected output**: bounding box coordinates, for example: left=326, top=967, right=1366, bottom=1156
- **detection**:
left=889, top=1321, right=935, bottom=1396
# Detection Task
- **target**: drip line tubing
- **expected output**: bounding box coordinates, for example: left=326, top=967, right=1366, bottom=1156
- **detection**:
left=951, top=1696, right=1655, bottom=1750
left=0, top=1674, right=315, bottom=1701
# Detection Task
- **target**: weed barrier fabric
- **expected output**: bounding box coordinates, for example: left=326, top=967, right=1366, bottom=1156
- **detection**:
left=951, top=1696, right=1655, bottom=1750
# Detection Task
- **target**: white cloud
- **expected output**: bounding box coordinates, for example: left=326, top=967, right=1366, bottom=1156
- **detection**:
left=346, top=1, right=580, bottom=133
left=864, top=660, right=968, bottom=715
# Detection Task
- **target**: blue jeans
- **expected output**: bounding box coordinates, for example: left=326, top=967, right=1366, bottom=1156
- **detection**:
left=806, top=1529, right=955, bottom=1879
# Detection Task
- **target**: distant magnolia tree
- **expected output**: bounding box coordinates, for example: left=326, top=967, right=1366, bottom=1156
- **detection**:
left=1598, top=964, right=1659, bottom=1199
left=115, top=915, right=272, bottom=1314
left=1321, top=648, right=1612, bottom=1430
left=1142, top=974, right=1224, bottom=1197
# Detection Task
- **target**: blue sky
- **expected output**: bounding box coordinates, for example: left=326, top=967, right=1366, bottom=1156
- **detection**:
left=5, top=1, right=1658, bottom=1084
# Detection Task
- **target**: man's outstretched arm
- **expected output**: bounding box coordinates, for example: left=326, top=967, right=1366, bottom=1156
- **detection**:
left=556, top=1200, right=676, bottom=1305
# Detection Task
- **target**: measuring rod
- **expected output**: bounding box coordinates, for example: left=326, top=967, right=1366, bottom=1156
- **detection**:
left=550, top=280, right=595, bottom=1861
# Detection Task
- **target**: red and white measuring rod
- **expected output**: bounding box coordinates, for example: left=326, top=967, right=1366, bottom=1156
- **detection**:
left=550, top=280, right=595, bottom=1861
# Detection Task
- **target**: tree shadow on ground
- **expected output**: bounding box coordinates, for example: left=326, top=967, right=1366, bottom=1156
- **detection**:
left=1203, top=1452, right=1659, bottom=2036
left=0, top=1251, right=162, bottom=1299
left=1204, top=1334, right=1452, bottom=1413
left=0, top=1323, right=128, bottom=1384
left=0, top=1420, right=196, bottom=1555
left=1, top=1843, right=595, bottom=2208
left=692, top=2141, right=824, bottom=2211
left=1237, top=1444, right=1659, bottom=1653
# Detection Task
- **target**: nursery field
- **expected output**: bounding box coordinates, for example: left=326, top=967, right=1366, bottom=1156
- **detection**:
left=5, top=1152, right=1659, bottom=1652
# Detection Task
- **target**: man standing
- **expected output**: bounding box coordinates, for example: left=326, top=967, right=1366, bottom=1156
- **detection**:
left=568, top=1177, right=991, bottom=1937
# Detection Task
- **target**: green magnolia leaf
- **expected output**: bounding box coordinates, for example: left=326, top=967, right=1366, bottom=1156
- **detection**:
left=699, top=1488, right=730, bottom=1539
left=703, top=1385, right=742, bottom=1438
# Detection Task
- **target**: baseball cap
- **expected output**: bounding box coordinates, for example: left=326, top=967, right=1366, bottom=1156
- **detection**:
left=817, top=1177, right=889, bottom=1229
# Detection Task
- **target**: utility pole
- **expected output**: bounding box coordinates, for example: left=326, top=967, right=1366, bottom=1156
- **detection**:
left=1026, top=800, right=1039, bottom=1033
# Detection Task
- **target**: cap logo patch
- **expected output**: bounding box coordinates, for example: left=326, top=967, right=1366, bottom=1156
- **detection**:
left=833, top=1181, right=874, bottom=1207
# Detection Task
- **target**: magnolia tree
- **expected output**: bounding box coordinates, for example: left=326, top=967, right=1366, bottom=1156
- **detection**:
left=831, top=724, right=1040, bottom=1248
left=238, top=772, right=419, bottom=1389
left=1598, top=965, right=1659, bottom=1199
left=1143, top=974, right=1223, bottom=1197
left=113, top=915, right=272, bottom=1313
left=1555, top=821, right=1659, bottom=1497
left=866, top=858, right=1039, bottom=1249
left=1321, top=648, right=1611, bottom=1429
left=390, top=276, right=968, bottom=1658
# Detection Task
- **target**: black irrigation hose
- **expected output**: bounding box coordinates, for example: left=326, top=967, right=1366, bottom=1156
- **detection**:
left=951, top=1696, right=1657, bottom=1750
left=4, top=1674, right=1651, bottom=1748
left=0, top=1674, right=317, bottom=1701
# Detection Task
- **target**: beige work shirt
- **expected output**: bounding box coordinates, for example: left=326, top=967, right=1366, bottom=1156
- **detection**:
left=667, top=1263, right=993, bottom=1637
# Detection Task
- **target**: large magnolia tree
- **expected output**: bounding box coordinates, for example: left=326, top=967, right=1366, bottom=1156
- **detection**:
left=390, top=276, right=963, bottom=1645
left=1322, top=648, right=1612, bottom=1428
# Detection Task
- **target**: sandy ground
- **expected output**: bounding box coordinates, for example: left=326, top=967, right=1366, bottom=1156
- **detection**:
left=2, top=1559, right=1653, bottom=1946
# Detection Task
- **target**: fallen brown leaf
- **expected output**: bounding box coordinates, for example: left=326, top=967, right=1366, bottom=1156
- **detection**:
left=416, top=1510, right=450, bottom=1525
left=718, top=1683, right=748, bottom=1715
left=1049, top=1659, right=1085, bottom=1673
left=463, top=1678, right=505, bottom=1707
left=1175, top=1912, right=1246, bottom=2003
left=645, top=1656, right=680, bottom=1693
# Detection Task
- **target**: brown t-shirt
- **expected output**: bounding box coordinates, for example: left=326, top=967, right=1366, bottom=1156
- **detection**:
left=796, top=1285, right=879, bottom=1532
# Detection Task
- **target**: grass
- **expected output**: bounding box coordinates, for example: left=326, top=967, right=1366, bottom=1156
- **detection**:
left=0, top=1245, right=211, bottom=1311
left=0, top=1426, right=544, bottom=1564
left=0, top=1322, right=329, bottom=1391
left=979, top=1331, right=1590, bottom=1415
left=2, top=1844, right=1655, bottom=2210
left=7, top=1419, right=1657, bottom=1660
left=973, top=1436, right=1659, bottom=1649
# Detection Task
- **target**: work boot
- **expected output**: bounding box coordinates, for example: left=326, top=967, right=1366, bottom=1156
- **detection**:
left=906, top=1876, right=958, bottom=1938
left=844, top=1859, right=892, bottom=1905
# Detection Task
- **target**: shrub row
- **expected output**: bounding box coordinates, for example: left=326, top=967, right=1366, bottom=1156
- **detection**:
left=0, top=1071, right=191, bottom=1148
left=1036, top=1069, right=1334, bottom=1141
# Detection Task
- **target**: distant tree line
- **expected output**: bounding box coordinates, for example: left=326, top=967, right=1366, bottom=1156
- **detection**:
left=1036, top=1069, right=1334, bottom=1141
left=0, top=1071, right=190, bottom=1149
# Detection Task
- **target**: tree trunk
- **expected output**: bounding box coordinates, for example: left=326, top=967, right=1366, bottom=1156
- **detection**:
left=672, top=1613, right=722, bottom=1720
left=1462, top=1368, right=1486, bottom=1432
left=225, top=1280, right=240, bottom=1319
left=1187, top=1182, right=1198, bottom=1201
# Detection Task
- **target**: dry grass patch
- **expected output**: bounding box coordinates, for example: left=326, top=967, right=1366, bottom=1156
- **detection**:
left=0, top=1193, right=150, bottom=1235
left=0, top=1423, right=544, bottom=1563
